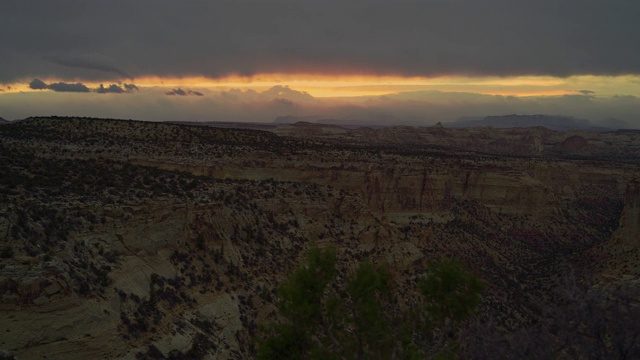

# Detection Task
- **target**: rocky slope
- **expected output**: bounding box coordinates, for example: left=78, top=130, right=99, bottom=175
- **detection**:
left=616, top=178, right=640, bottom=246
left=1, top=117, right=639, bottom=358
left=593, top=178, right=640, bottom=278
left=0, top=159, right=390, bottom=359
left=273, top=120, right=640, bottom=160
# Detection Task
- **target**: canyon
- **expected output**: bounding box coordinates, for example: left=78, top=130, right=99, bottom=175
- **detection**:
left=0, top=117, right=639, bottom=359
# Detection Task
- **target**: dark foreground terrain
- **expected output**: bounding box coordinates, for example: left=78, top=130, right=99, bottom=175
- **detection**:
left=1, top=117, right=639, bottom=359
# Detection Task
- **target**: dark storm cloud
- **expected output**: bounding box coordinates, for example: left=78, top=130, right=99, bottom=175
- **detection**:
left=96, top=84, right=125, bottom=94
left=29, top=78, right=139, bottom=93
left=47, top=82, right=91, bottom=93
left=165, top=88, right=204, bottom=96
left=1, top=0, right=640, bottom=82
left=166, top=88, right=186, bottom=96
left=96, top=83, right=139, bottom=94
left=29, top=78, right=48, bottom=90
left=45, top=53, right=132, bottom=79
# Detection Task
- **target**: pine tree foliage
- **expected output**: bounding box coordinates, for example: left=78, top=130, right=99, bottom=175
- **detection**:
left=257, top=247, right=484, bottom=359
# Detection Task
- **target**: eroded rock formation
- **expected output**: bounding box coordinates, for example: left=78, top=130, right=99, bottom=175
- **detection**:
left=1, top=117, right=638, bottom=359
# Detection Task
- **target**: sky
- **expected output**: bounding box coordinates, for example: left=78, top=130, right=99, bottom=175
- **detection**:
left=1, top=0, right=640, bottom=127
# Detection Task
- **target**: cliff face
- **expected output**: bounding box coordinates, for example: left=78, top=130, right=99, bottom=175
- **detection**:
left=305, top=164, right=563, bottom=217
left=206, top=157, right=630, bottom=221
left=616, top=179, right=640, bottom=243
left=594, top=179, right=640, bottom=278
left=1, top=117, right=638, bottom=359
left=5, top=117, right=636, bottom=222
left=1, top=182, right=391, bottom=359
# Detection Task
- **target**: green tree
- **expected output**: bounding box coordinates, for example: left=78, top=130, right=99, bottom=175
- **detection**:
left=420, top=259, right=484, bottom=323
left=420, top=258, right=484, bottom=358
left=257, top=246, right=336, bottom=360
left=257, top=249, right=483, bottom=360
left=343, top=260, right=397, bottom=359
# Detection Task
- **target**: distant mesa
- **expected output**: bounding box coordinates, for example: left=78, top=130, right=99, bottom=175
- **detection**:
left=273, top=115, right=383, bottom=129
left=451, top=114, right=612, bottom=131
left=0, top=116, right=9, bottom=124
left=291, top=121, right=334, bottom=128
left=273, top=115, right=322, bottom=124
left=275, top=114, right=628, bottom=131
left=315, top=118, right=373, bottom=126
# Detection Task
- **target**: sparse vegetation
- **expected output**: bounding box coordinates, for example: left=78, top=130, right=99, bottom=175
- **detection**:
left=1, top=117, right=638, bottom=359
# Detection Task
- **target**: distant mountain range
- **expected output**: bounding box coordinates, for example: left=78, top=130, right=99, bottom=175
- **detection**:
left=273, top=116, right=387, bottom=129
left=273, top=114, right=632, bottom=131
left=450, top=114, right=628, bottom=131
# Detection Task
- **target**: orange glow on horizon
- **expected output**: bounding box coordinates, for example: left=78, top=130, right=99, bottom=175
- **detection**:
left=3, top=73, right=640, bottom=98
left=128, top=74, right=586, bottom=97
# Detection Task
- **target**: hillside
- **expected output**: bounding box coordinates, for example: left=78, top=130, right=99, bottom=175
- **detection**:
left=1, top=117, right=639, bottom=359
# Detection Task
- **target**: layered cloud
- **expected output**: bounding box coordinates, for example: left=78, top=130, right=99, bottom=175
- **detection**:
left=47, top=82, right=90, bottom=93
left=2, top=85, right=639, bottom=129
left=28, top=79, right=138, bottom=94
left=97, top=84, right=125, bottom=94
left=165, top=88, right=204, bottom=96
left=44, top=53, right=132, bottom=79
left=1, top=0, right=639, bottom=83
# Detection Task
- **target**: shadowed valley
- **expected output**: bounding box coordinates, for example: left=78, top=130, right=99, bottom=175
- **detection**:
left=1, top=117, right=639, bottom=359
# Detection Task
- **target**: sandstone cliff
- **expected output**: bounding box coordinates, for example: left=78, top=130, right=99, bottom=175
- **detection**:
left=1, top=117, right=639, bottom=359
left=596, top=178, right=640, bottom=278
left=616, top=178, right=640, bottom=245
